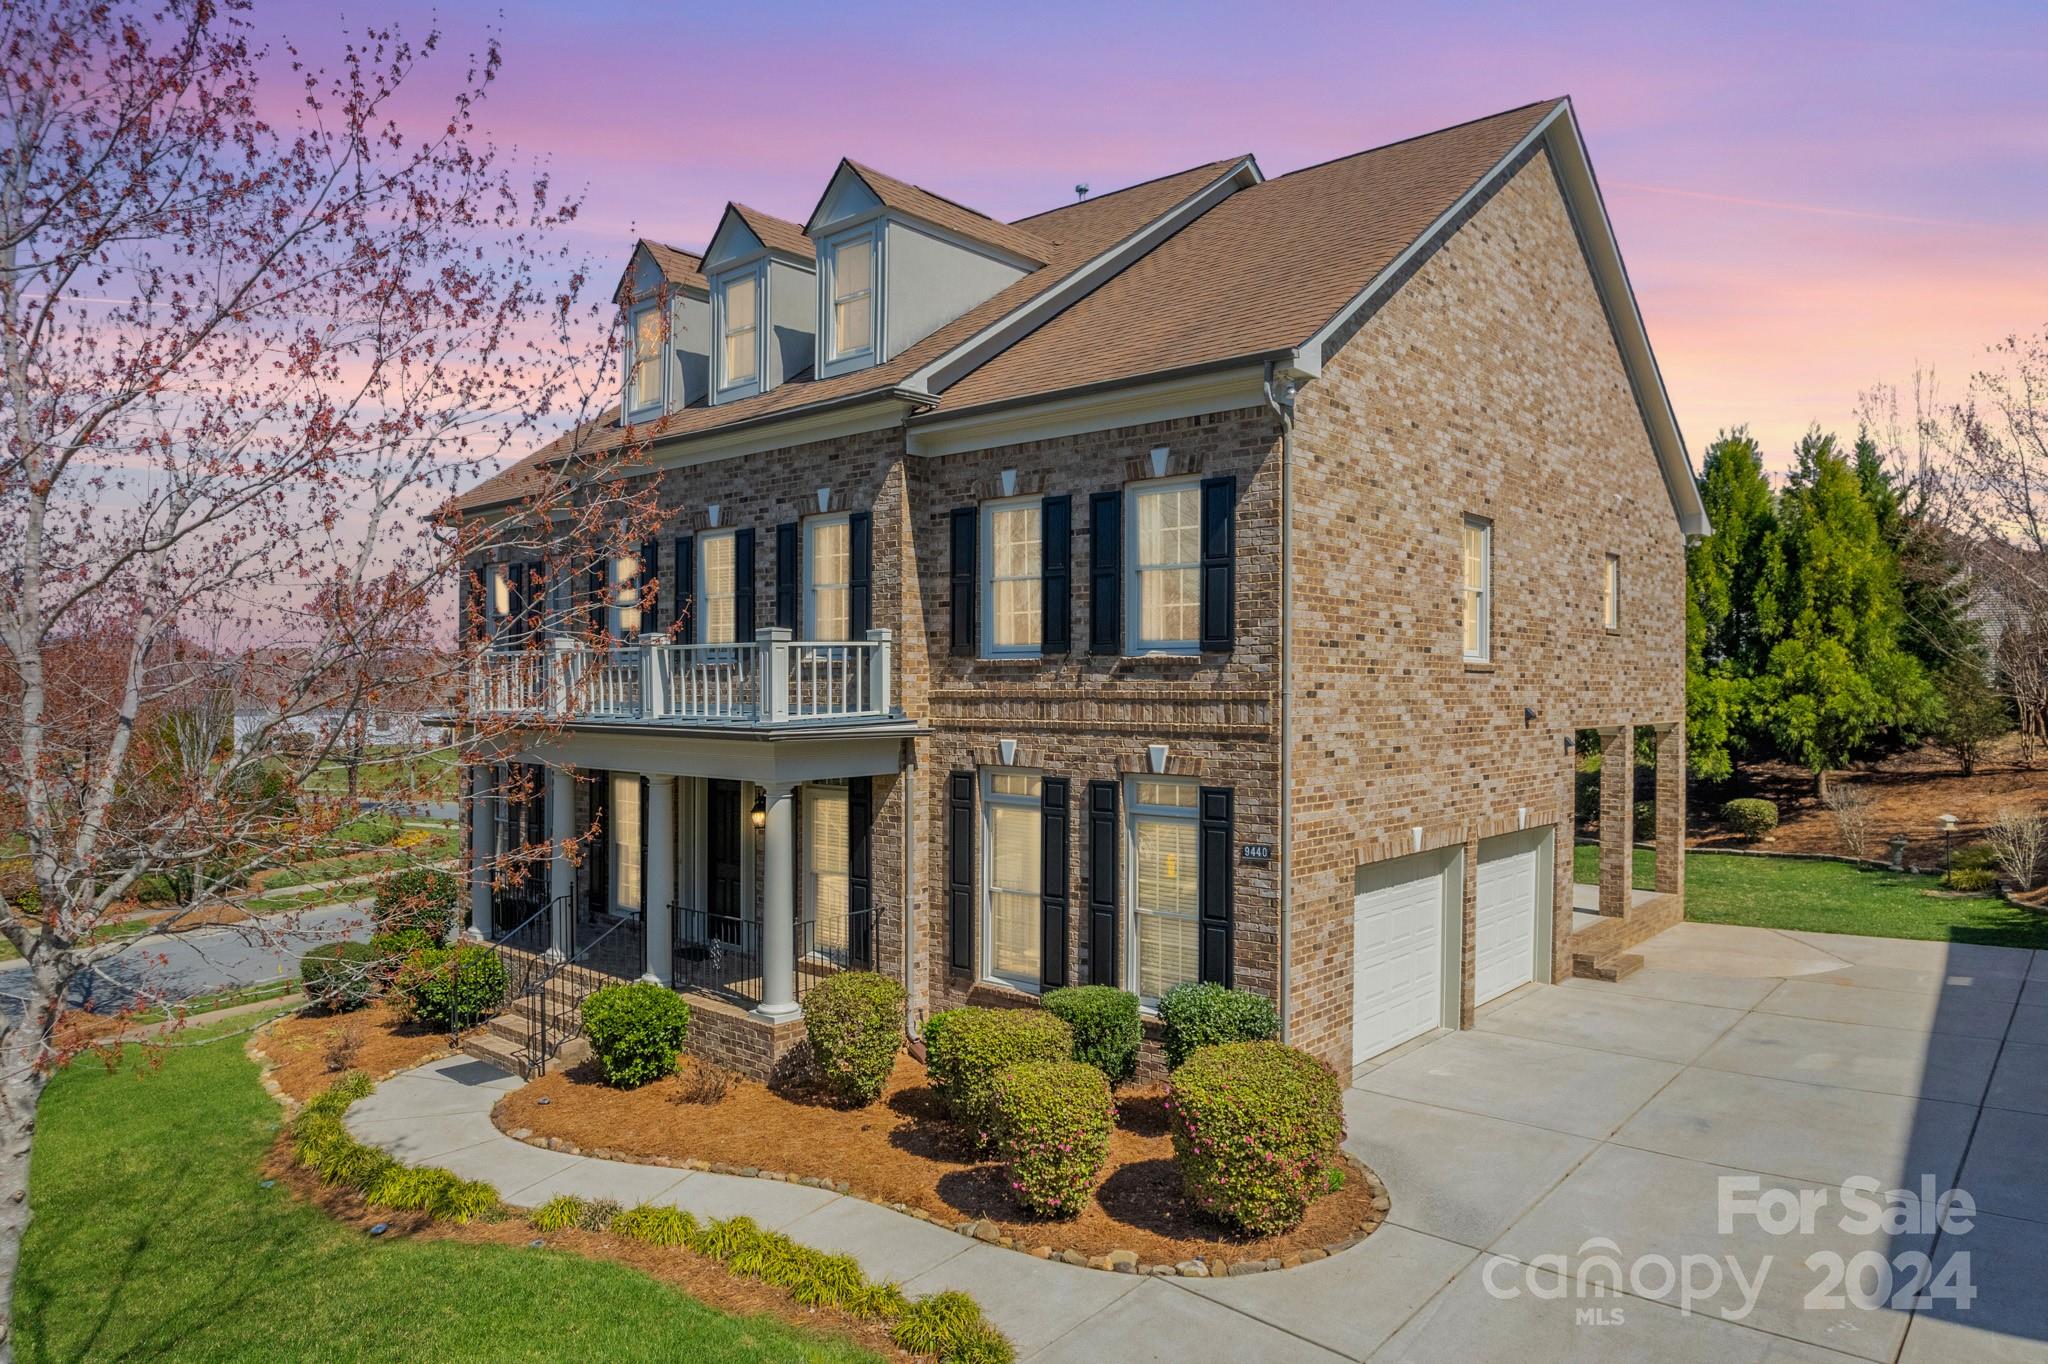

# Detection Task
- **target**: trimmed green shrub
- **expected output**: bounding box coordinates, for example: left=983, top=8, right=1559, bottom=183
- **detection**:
left=892, top=1290, right=1016, bottom=1364
left=1944, top=867, right=2000, bottom=892
left=369, top=927, right=435, bottom=960
left=1167, top=1041, right=1346, bottom=1235
left=371, top=866, right=460, bottom=944
left=131, top=872, right=179, bottom=904
left=393, top=943, right=507, bottom=1031
left=988, top=1060, right=1115, bottom=1217
left=1951, top=843, right=1999, bottom=873
left=1633, top=799, right=1657, bottom=832
left=921, top=1007, right=1073, bottom=1136
left=1041, top=985, right=1141, bottom=1084
left=1157, top=981, right=1279, bottom=1069
left=802, top=970, right=906, bottom=1106
left=581, top=982, right=691, bottom=1088
left=299, top=941, right=380, bottom=1012
left=1721, top=798, right=1779, bottom=841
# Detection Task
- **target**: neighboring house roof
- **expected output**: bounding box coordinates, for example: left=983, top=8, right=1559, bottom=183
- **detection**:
left=729, top=204, right=816, bottom=263
left=837, top=160, right=1052, bottom=264
left=451, top=98, right=1705, bottom=533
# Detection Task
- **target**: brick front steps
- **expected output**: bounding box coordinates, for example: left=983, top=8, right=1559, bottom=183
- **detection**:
left=1568, top=889, right=1682, bottom=982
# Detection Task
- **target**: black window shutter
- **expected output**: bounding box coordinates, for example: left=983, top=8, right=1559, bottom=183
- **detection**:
left=1040, top=777, right=1070, bottom=990
left=522, top=561, right=544, bottom=640
left=848, top=512, right=873, bottom=636
left=947, top=771, right=975, bottom=972
left=639, top=540, right=660, bottom=634
left=949, top=507, right=978, bottom=656
left=775, top=521, right=799, bottom=631
left=848, top=776, right=874, bottom=970
left=459, top=562, right=478, bottom=643
left=1197, top=786, right=1233, bottom=986
left=673, top=536, right=694, bottom=640
left=501, top=563, right=523, bottom=644
left=586, top=561, right=606, bottom=637
left=1041, top=495, right=1071, bottom=655
left=734, top=528, right=757, bottom=642
left=1089, top=490, right=1123, bottom=654
left=1086, top=780, right=1119, bottom=986
left=1200, top=475, right=1237, bottom=653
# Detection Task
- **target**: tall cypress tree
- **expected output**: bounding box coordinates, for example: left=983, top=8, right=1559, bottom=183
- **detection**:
left=1685, top=431, right=1775, bottom=779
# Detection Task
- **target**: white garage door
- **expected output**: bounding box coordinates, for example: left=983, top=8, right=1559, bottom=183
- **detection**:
left=1353, top=851, right=1453, bottom=1063
left=1475, top=829, right=1548, bottom=1005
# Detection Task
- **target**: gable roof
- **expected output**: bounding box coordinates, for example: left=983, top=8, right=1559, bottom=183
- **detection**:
left=613, top=239, right=707, bottom=305
left=728, top=204, right=815, bottom=263
left=832, top=160, right=1052, bottom=264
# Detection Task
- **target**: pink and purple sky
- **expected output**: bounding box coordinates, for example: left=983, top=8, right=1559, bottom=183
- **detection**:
left=292, top=0, right=2048, bottom=473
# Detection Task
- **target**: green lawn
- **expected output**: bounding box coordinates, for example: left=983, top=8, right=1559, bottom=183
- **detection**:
left=18, top=1028, right=881, bottom=1363
left=1574, top=844, right=2048, bottom=950
left=255, top=832, right=460, bottom=891
left=303, top=748, right=458, bottom=800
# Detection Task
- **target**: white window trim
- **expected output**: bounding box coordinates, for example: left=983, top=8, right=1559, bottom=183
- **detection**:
left=486, top=562, right=514, bottom=640
left=980, top=495, right=1042, bottom=658
left=711, top=264, right=766, bottom=401
left=1125, top=476, right=1203, bottom=656
left=696, top=530, right=738, bottom=645
left=803, top=512, right=852, bottom=641
left=818, top=225, right=882, bottom=376
left=1462, top=515, right=1492, bottom=663
left=1603, top=552, right=1622, bottom=632
left=626, top=302, right=665, bottom=417
left=981, top=768, right=1043, bottom=994
left=1124, top=776, right=1201, bottom=1010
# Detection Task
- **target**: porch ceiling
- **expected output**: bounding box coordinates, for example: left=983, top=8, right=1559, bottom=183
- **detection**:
left=500, top=722, right=915, bottom=784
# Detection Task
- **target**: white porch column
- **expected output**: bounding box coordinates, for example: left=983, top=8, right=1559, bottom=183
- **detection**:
left=547, top=765, right=576, bottom=961
left=754, top=781, right=799, bottom=1019
left=465, top=765, right=493, bottom=941
left=642, top=774, right=676, bottom=986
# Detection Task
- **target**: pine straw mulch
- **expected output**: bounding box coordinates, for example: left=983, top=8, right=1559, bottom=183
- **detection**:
left=260, top=1131, right=913, bottom=1361
left=495, top=1052, right=1384, bottom=1270
left=257, top=1001, right=454, bottom=1103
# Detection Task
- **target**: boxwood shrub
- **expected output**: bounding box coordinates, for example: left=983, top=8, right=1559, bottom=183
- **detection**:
left=371, top=866, right=460, bottom=944
left=299, top=941, right=380, bottom=1012
left=1720, top=798, right=1779, bottom=841
left=394, top=943, right=507, bottom=1030
left=1157, top=981, right=1279, bottom=1069
left=581, top=981, right=691, bottom=1088
left=802, top=971, right=906, bottom=1106
left=988, top=1059, right=1115, bottom=1218
left=921, top=1007, right=1073, bottom=1137
left=1166, top=1041, right=1345, bottom=1235
left=1041, top=985, right=1141, bottom=1084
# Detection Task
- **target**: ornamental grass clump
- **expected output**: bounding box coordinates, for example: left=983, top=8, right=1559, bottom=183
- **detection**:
left=1041, top=985, right=1142, bottom=1084
left=921, top=1007, right=1073, bottom=1138
left=1157, top=981, right=1278, bottom=1069
left=891, top=1290, right=1015, bottom=1364
left=580, top=981, right=691, bottom=1088
left=1165, top=1040, right=1346, bottom=1236
left=987, top=1060, right=1115, bottom=1218
left=802, top=970, right=906, bottom=1105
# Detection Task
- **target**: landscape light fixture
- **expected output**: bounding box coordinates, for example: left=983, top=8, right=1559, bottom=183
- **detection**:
left=1938, top=813, right=1959, bottom=871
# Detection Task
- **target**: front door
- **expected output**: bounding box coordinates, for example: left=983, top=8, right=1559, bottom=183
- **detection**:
left=707, top=779, right=744, bottom=940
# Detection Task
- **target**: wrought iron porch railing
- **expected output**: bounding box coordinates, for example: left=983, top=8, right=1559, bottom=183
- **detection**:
left=669, top=905, right=870, bottom=1007
left=524, top=911, right=644, bottom=1077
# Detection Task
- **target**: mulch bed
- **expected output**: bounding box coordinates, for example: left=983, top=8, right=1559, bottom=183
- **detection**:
left=495, top=1052, right=1385, bottom=1271
left=258, top=1001, right=453, bottom=1103
left=261, top=1139, right=912, bottom=1362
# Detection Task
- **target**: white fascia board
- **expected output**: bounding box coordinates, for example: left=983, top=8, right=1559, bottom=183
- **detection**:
left=628, top=395, right=919, bottom=473
left=905, top=366, right=1268, bottom=458
left=904, top=157, right=1264, bottom=397
left=1291, top=99, right=1706, bottom=536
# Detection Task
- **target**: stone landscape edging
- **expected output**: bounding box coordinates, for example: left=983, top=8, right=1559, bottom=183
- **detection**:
left=494, top=1106, right=1389, bottom=1279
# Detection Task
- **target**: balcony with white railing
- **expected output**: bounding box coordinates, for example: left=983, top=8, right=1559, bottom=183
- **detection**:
left=468, top=628, right=898, bottom=729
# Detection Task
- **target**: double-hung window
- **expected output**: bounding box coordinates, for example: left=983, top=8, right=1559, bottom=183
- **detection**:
left=612, top=551, right=644, bottom=639
left=1129, top=779, right=1199, bottom=1006
left=828, top=235, right=874, bottom=361
left=805, top=515, right=851, bottom=641
left=983, top=771, right=1042, bottom=989
left=698, top=532, right=738, bottom=644
left=1130, top=481, right=1201, bottom=652
left=984, top=499, right=1041, bottom=655
left=719, top=273, right=759, bottom=390
left=1602, top=553, right=1621, bottom=631
left=629, top=306, right=663, bottom=412
left=1461, top=516, right=1492, bottom=662
left=487, top=563, right=514, bottom=640
left=804, top=782, right=851, bottom=961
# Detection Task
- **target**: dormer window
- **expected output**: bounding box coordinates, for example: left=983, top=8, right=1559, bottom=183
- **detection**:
left=628, top=305, right=663, bottom=413
left=828, top=233, right=875, bottom=362
left=719, top=272, right=760, bottom=390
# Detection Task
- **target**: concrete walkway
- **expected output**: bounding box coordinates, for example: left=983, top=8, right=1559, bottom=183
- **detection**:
left=350, top=922, right=2048, bottom=1362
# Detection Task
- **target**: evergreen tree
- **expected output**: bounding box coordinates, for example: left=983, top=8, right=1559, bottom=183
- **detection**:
left=1852, top=432, right=1980, bottom=672
left=1684, top=431, right=1775, bottom=778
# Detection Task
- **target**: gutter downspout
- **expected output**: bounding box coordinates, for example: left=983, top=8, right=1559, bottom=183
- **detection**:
left=902, top=754, right=919, bottom=1037
left=1263, top=361, right=1298, bottom=1043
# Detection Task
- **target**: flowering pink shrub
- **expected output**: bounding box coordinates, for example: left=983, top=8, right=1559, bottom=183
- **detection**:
left=1165, top=1041, right=1345, bottom=1235
left=988, top=1060, right=1115, bottom=1219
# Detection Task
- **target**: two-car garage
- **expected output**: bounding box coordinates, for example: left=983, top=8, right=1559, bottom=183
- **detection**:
left=1349, top=828, right=1554, bottom=1066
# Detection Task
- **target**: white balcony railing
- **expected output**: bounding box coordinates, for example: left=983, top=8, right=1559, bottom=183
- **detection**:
left=468, top=628, right=895, bottom=727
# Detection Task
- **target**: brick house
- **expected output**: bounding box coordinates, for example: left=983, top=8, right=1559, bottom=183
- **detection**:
left=449, top=97, right=1707, bottom=1080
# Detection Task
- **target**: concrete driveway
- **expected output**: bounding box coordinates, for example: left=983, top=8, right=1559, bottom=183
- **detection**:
left=1144, top=920, right=2043, bottom=1363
